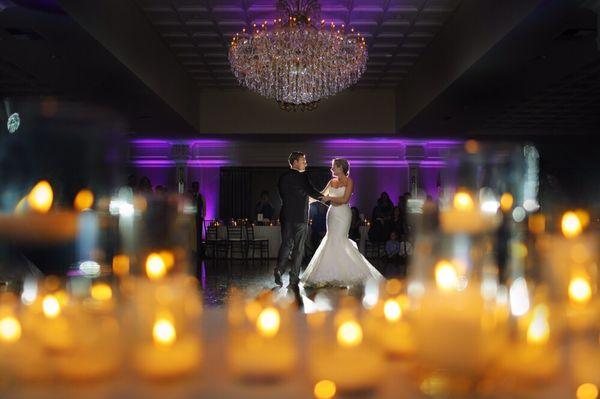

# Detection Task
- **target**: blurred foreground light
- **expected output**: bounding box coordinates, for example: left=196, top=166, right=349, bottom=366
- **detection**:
left=500, top=192, right=514, bottom=212
left=74, top=189, right=94, bottom=211
left=109, top=199, right=134, bottom=216
left=0, top=316, right=22, bottom=343
left=562, top=211, right=583, bottom=239
left=523, top=199, right=540, bottom=212
left=512, top=206, right=526, bottom=223
left=577, top=383, right=599, bottom=399
left=526, top=304, right=550, bottom=345
left=42, top=295, right=61, bottom=318
left=435, top=260, right=458, bottom=291
left=256, top=307, right=280, bottom=338
left=509, top=277, right=530, bottom=317
left=79, top=260, right=101, bottom=276
left=481, top=200, right=500, bottom=214
left=384, top=299, right=402, bottom=322
left=337, top=320, right=363, bottom=347
left=112, top=254, right=130, bottom=276
left=28, top=180, right=53, bottom=213
left=569, top=277, right=592, bottom=305
left=153, top=318, right=176, bottom=347
left=146, top=253, right=167, bottom=280
left=362, top=278, right=379, bottom=309
left=91, top=283, right=113, bottom=301
left=314, top=380, right=336, bottom=399
left=453, top=191, right=474, bottom=211
left=21, top=278, right=38, bottom=305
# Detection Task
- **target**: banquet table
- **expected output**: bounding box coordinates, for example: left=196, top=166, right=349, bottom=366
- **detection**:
left=0, top=307, right=572, bottom=399
left=215, top=225, right=281, bottom=259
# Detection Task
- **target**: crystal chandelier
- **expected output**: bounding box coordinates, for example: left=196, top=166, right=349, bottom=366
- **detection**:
left=229, top=0, right=368, bottom=111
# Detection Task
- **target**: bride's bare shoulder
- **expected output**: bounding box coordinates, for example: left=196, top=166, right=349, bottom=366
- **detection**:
left=330, top=178, right=340, bottom=188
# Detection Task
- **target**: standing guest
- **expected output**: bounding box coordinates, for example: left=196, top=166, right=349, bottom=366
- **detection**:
left=349, top=206, right=361, bottom=241
left=189, top=181, right=206, bottom=258
left=255, top=190, right=274, bottom=222
left=138, top=176, right=153, bottom=193
left=372, top=192, right=394, bottom=222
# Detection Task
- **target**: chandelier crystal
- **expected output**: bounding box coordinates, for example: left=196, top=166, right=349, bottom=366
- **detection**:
left=229, top=0, right=368, bottom=111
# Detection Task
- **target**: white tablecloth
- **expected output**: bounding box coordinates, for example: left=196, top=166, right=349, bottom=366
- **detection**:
left=215, top=225, right=281, bottom=258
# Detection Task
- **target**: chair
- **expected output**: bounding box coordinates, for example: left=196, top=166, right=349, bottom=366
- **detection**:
left=204, top=221, right=227, bottom=260
left=226, top=224, right=246, bottom=260
left=365, top=240, right=385, bottom=259
left=244, top=224, right=269, bottom=261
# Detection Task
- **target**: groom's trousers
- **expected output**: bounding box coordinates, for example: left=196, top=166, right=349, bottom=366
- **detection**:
left=276, top=221, right=308, bottom=283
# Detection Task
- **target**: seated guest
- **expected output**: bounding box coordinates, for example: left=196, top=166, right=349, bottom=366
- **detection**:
left=385, top=231, right=402, bottom=259
left=349, top=206, right=361, bottom=241
left=255, top=190, right=274, bottom=222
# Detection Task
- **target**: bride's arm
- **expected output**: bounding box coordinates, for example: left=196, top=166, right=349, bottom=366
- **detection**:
left=321, top=180, right=332, bottom=196
left=328, top=178, right=353, bottom=205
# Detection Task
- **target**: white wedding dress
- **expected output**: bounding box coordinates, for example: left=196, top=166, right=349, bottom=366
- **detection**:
left=300, top=186, right=384, bottom=287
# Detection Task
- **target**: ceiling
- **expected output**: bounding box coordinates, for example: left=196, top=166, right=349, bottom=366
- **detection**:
left=1, top=0, right=598, bottom=137
left=133, top=0, right=462, bottom=88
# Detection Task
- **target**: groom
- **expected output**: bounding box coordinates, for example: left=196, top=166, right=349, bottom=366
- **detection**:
left=275, top=151, right=323, bottom=286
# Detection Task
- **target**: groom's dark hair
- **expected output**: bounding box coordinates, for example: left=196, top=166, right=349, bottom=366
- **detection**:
left=288, top=151, right=305, bottom=167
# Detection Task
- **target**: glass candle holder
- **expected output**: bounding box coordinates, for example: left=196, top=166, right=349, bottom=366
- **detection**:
left=307, top=298, right=385, bottom=394
left=126, top=275, right=203, bottom=380
left=227, top=290, right=298, bottom=382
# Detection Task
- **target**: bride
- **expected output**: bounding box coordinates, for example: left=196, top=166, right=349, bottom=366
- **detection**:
left=300, top=158, right=384, bottom=287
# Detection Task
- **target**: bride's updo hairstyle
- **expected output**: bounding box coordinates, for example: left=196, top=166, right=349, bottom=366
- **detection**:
left=333, top=158, right=350, bottom=176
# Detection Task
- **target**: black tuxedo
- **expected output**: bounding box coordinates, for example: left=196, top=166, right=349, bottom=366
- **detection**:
left=276, top=169, right=323, bottom=284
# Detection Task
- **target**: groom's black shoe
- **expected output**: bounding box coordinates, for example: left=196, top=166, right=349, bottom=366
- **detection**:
left=274, top=270, right=283, bottom=286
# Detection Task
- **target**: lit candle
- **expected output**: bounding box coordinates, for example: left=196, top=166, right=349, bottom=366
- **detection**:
left=498, top=303, right=560, bottom=382
left=439, top=191, right=500, bottom=234
left=413, top=263, right=507, bottom=378
left=133, top=311, right=201, bottom=379
left=228, top=305, right=297, bottom=381
left=309, top=317, right=384, bottom=393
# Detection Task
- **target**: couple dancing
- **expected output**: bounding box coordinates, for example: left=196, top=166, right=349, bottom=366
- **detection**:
left=274, top=152, right=384, bottom=288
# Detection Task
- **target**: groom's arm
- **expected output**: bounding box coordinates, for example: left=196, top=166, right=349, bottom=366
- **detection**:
left=302, top=173, right=323, bottom=200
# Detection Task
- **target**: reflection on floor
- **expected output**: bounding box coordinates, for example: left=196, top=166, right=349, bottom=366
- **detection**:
left=195, top=258, right=406, bottom=313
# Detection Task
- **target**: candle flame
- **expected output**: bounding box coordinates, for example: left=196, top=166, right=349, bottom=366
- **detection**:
left=153, top=318, right=176, bottom=347
left=435, top=260, right=458, bottom=291
left=28, top=180, right=53, bottom=213
left=500, top=192, right=514, bottom=212
left=0, top=316, right=22, bottom=343
left=74, top=189, right=94, bottom=211
left=256, top=307, right=280, bottom=338
left=527, top=304, right=550, bottom=345
left=42, top=295, right=61, bottom=319
left=314, top=380, right=337, bottom=399
left=337, top=320, right=363, bottom=347
left=577, top=383, right=599, bottom=399
left=569, top=276, right=592, bottom=305
left=453, top=191, right=473, bottom=211
left=384, top=299, right=402, bottom=322
left=146, top=253, right=167, bottom=280
left=91, top=283, right=113, bottom=301
left=562, top=211, right=583, bottom=239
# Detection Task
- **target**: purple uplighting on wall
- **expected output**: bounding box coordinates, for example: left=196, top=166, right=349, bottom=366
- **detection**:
left=129, top=137, right=462, bottom=220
